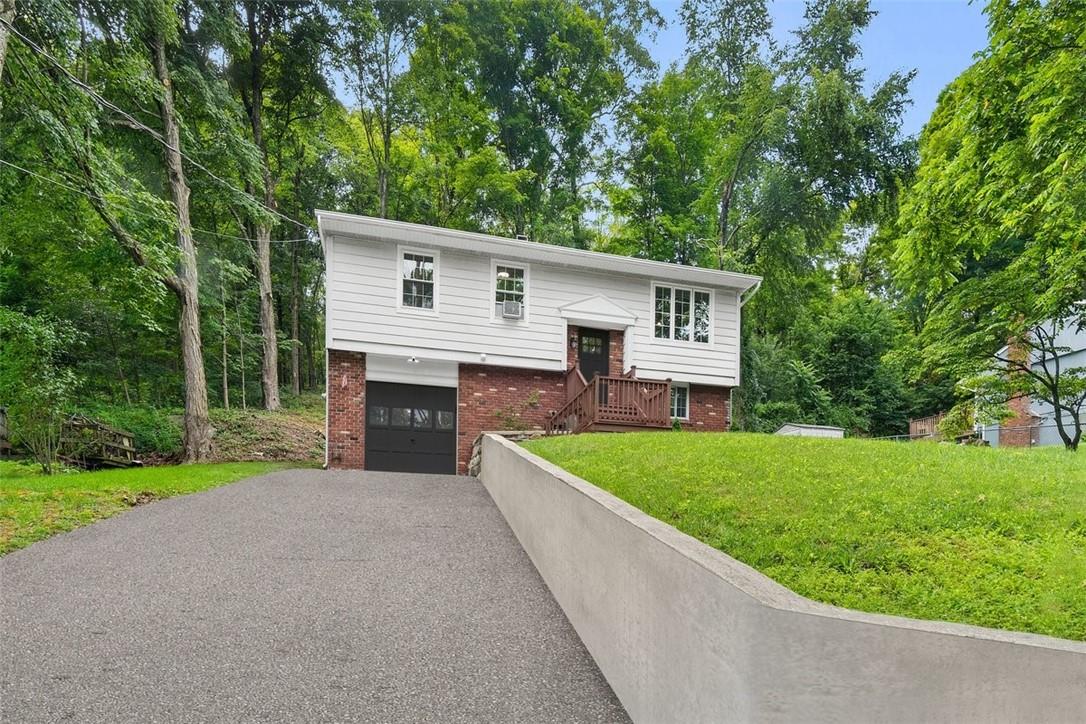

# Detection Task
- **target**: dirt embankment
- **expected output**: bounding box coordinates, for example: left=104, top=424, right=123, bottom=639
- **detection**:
left=207, top=408, right=324, bottom=464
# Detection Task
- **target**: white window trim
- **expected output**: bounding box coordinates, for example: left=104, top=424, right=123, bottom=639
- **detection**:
left=670, top=382, right=690, bottom=420
left=396, top=245, right=440, bottom=315
left=651, top=282, right=714, bottom=346
left=490, top=258, right=530, bottom=324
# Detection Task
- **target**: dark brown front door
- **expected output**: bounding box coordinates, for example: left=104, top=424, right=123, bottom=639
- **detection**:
left=578, top=328, right=609, bottom=382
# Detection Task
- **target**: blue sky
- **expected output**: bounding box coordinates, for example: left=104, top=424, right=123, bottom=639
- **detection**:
left=647, top=0, right=990, bottom=136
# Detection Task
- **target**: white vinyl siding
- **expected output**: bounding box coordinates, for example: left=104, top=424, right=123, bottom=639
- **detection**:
left=327, top=234, right=742, bottom=385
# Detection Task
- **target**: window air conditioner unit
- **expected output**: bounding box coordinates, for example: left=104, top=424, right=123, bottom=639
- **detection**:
left=501, top=300, right=524, bottom=319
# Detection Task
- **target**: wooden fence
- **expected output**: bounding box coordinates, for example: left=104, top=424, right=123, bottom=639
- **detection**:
left=908, top=413, right=945, bottom=440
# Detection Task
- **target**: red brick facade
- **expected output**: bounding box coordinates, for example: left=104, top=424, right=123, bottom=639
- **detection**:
left=686, top=384, right=731, bottom=431
left=999, top=337, right=1038, bottom=447
left=325, top=343, right=732, bottom=474
left=456, top=364, right=566, bottom=474
left=327, top=349, right=366, bottom=469
left=999, top=393, right=1037, bottom=447
left=566, top=325, right=626, bottom=377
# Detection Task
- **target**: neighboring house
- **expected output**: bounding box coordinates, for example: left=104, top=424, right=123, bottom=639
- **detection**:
left=978, top=321, right=1086, bottom=448
left=774, top=423, right=844, bottom=438
left=318, top=212, right=762, bottom=474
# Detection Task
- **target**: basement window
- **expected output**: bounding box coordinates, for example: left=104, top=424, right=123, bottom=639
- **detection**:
left=670, top=384, right=689, bottom=420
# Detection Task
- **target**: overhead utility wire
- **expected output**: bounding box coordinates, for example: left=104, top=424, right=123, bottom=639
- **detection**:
left=0, top=17, right=315, bottom=234
left=0, top=158, right=313, bottom=244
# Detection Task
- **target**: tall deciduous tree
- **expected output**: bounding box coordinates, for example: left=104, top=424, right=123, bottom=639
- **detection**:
left=3, top=0, right=214, bottom=459
left=0, top=0, right=15, bottom=85
left=337, top=0, right=427, bottom=220
left=895, top=0, right=1086, bottom=439
left=229, top=0, right=310, bottom=411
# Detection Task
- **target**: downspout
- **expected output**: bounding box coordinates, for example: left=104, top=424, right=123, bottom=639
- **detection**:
left=317, top=212, right=331, bottom=470
left=733, top=279, right=762, bottom=428
left=739, top=279, right=761, bottom=308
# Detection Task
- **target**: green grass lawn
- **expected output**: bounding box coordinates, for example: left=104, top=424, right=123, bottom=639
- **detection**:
left=0, top=460, right=291, bottom=554
left=523, top=432, right=1086, bottom=641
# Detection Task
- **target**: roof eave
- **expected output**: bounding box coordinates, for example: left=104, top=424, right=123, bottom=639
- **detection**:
left=315, top=210, right=763, bottom=292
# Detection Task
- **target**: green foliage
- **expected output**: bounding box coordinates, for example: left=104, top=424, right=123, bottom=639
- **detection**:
left=0, top=461, right=290, bottom=553
left=894, top=0, right=1086, bottom=410
left=81, top=404, right=184, bottom=459
left=938, top=402, right=975, bottom=440
left=737, top=293, right=914, bottom=436
left=2, top=0, right=1076, bottom=451
left=0, top=309, right=81, bottom=473
left=525, top=432, right=1086, bottom=640
left=493, top=390, right=543, bottom=429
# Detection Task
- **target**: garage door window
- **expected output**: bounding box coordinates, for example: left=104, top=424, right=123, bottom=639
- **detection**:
left=436, top=410, right=455, bottom=430
left=412, top=408, right=432, bottom=429
left=368, top=406, right=389, bottom=426
left=391, top=407, right=412, bottom=427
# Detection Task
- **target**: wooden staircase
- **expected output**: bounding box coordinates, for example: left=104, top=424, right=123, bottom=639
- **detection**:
left=546, top=367, right=672, bottom=435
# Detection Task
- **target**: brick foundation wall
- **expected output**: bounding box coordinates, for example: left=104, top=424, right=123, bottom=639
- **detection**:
left=457, top=364, right=566, bottom=474
left=687, top=385, right=731, bottom=431
left=327, top=350, right=366, bottom=469
left=324, top=348, right=730, bottom=473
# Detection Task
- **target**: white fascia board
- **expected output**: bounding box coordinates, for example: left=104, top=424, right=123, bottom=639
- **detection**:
left=327, top=337, right=566, bottom=373
left=634, top=368, right=738, bottom=387
left=316, top=211, right=763, bottom=293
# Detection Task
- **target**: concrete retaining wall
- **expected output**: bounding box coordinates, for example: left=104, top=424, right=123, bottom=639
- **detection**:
left=478, top=434, right=1086, bottom=723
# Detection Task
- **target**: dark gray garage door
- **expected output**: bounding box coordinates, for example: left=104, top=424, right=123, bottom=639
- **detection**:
left=365, top=382, right=457, bottom=474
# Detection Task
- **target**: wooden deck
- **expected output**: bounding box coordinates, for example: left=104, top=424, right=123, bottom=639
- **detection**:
left=546, top=368, right=671, bottom=435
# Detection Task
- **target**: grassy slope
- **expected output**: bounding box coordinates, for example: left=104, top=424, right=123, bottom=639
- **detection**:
left=0, top=460, right=290, bottom=554
left=523, top=432, right=1086, bottom=640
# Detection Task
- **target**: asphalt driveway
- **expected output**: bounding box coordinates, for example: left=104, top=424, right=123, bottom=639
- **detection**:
left=0, top=470, right=628, bottom=723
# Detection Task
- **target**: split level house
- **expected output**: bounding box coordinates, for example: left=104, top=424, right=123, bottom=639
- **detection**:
left=318, top=212, right=762, bottom=474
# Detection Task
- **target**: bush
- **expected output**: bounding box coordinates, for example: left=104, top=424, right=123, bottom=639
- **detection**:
left=0, top=309, right=81, bottom=474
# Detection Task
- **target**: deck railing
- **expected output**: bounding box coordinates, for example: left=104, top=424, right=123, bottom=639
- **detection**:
left=908, top=413, right=946, bottom=439
left=564, top=366, right=589, bottom=403
left=546, top=373, right=671, bottom=434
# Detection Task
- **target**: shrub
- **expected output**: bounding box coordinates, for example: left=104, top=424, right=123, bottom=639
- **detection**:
left=0, top=309, right=81, bottom=474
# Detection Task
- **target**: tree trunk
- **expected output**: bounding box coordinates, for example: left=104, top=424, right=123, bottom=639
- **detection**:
left=221, top=277, right=230, bottom=410
left=306, top=332, right=315, bottom=391
left=290, top=242, right=301, bottom=395
left=717, top=175, right=736, bottom=270
left=244, top=7, right=280, bottom=411
left=256, top=224, right=280, bottom=409
left=236, top=294, right=247, bottom=411
left=0, top=0, right=14, bottom=87
left=149, top=29, right=212, bottom=461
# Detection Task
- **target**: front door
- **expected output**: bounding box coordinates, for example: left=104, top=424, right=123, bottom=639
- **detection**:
left=365, top=382, right=457, bottom=474
left=578, top=328, right=610, bottom=382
